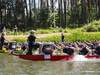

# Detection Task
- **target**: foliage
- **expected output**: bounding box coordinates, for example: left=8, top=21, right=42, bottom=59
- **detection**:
left=83, top=20, right=100, bottom=32
left=1, top=0, right=100, bottom=30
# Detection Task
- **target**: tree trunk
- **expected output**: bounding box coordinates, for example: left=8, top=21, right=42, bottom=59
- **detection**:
left=63, top=0, right=67, bottom=28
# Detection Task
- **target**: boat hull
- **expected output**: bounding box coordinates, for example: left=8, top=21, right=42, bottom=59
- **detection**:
left=16, top=55, right=100, bottom=61
left=18, top=55, right=73, bottom=61
left=85, top=55, right=100, bottom=59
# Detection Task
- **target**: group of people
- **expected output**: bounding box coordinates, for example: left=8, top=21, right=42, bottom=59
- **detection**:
left=0, top=30, right=100, bottom=56
left=37, top=41, right=100, bottom=56
left=56, top=41, right=100, bottom=55
left=0, top=30, right=36, bottom=54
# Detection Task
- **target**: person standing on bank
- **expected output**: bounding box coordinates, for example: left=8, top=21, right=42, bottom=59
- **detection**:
left=61, top=32, right=64, bottom=42
left=0, top=33, right=5, bottom=50
left=26, top=30, right=36, bottom=55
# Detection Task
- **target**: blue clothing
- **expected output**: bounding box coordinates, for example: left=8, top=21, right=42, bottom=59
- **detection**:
left=28, top=42, right=35, bottom=47
left=26, top=34, right=36, bottom=55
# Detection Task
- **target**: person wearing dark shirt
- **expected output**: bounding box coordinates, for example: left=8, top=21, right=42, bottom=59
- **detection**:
left=95, top=45, right=100, bottom=55
left=0, top=33, right=5, bottom=50
left=63, top=47, right=74, bottom=55
left=26, top=30, right=36, bottom=55
left=61, top=32, right=64, bottom=42
left=79, top=47, right=89, bottom=55
left=0, top=24, right=4, bottom=33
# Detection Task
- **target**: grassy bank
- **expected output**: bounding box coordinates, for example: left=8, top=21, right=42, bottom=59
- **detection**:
left=9, top=32, right=100, bottom=43
left=4, top=20, right=100, bottom=42
left=5, top=27, right=68, bottom=35
left=37, top=32, right=100, bottom=42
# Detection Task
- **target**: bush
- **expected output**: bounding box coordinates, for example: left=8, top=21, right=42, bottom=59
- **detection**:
left=85, top=25, right=98, bottom=32
left=98, top=26, right=100, bottom=31
left=83, top=20, right=100, bottom=32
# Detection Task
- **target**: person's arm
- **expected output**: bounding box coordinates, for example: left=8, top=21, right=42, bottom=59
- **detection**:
left=39, top=44, right=43, bottom=54
left=85, top=46, right=92, bottom=55
left=3, top=37, right=8, bottom=43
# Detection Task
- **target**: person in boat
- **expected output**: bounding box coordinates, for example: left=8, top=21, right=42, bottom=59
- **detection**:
left=21, top=43, right=27, bottom=51
left=3, top=42, right=9, bottom=51
left=41, top=44, right=55, bottom=55
left=0, top=33, right=5, bottom=50
left=63, top=46, right=74, bottom=55
left=79, top=44, right=90, bottom=55
left=9, top=42, right=16, bottom=54
left=94, top=44, right=100, bottom=55
left=26, top=30, right=36, bottom=55
left=54, top=43, right=64, bottom=54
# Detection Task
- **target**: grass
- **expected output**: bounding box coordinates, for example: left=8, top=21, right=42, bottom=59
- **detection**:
left=37, top=32, right=100, bottom=42
left=9, top=32, right=100, bottom=43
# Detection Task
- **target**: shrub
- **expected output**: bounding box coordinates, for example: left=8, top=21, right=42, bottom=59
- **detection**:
left=83, top=20, right=100, bottom=32
left=85, top=25, right=98, bottom=32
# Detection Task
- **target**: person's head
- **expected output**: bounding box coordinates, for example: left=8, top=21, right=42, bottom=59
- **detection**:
left=30, top=30, right=36, bottom=35
left=61, top=32, right=64, bottom=35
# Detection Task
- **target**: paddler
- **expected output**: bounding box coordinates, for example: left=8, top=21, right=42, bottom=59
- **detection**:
left=95, top=43, right=100, bottom=55
left=42, top=44, right=54, bottom=55
left=26, top=30, right=36, bottom=55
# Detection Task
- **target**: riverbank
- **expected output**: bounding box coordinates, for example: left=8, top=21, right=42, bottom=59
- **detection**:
left=5, top=32, right=100, bottom=43
left=3, top=20, right=100, bottom=42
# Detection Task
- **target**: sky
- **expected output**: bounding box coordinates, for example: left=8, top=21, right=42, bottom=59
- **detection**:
left=27, top=0, right=58, bottom=9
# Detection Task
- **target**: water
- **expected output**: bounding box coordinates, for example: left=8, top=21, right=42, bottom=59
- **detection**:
left=0, top=53, right=100, bottom=75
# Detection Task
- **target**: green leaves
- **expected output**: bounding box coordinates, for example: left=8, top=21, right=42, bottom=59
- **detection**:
left=84, top=20, right=100, bottom=32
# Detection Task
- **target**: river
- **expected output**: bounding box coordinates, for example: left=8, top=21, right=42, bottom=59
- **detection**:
left=0, top=53, right=100, bottom=75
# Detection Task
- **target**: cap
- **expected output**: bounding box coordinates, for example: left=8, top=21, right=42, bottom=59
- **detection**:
left=30, top=30, right=36, bottom=34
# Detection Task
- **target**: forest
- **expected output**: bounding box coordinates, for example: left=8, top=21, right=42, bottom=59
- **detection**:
left=0, top=0, right=100, bottom=31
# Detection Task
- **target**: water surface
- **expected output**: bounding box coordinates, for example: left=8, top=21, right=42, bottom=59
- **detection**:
left=0, top=53, right=100, bottom=75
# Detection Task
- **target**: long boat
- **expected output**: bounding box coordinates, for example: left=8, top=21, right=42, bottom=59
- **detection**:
left=17, top=55, right=73, bottom=61
left=15, top=54, right=100, bottom=61
left=14, top=43, right=100, bottom=61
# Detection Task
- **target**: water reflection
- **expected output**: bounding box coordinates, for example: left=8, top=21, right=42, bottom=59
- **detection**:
left=0, top=53, right=100, bottom=75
